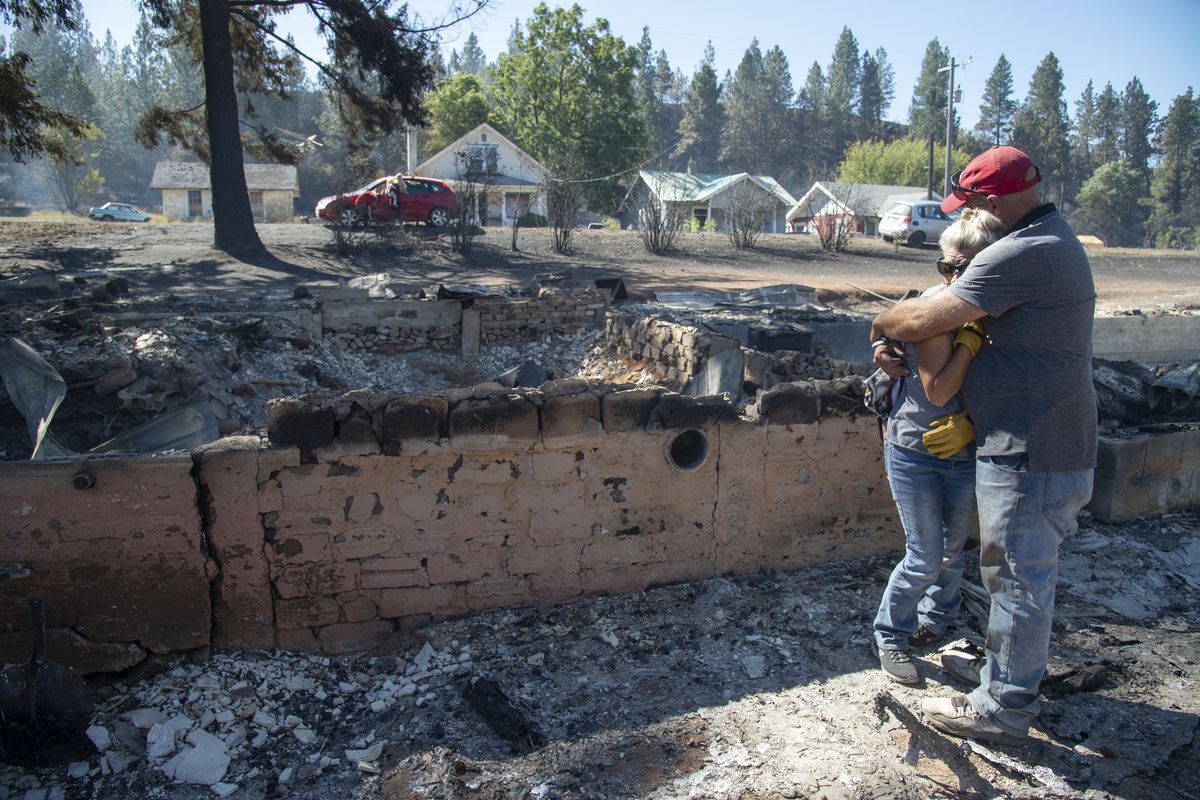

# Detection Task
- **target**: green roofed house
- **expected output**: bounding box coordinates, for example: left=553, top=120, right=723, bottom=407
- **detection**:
left=618, top=167, right=797, bottom=233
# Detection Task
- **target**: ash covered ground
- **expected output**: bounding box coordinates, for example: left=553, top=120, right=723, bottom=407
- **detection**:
left=1, top=222, right=1198, bottom=798
left=2, top=510, right=1198, bottom=800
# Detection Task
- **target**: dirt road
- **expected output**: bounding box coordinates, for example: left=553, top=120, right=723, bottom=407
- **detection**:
left=2, top=221, right=1197, bottom=315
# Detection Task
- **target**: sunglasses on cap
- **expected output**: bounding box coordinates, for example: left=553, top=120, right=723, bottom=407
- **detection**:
left=949, top=170, right=990, bottom=199
left=936, top=257, right=971, bottom=276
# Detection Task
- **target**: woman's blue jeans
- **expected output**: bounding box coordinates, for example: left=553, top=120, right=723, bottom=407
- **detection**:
left=874, top=442, right=978, bottom=651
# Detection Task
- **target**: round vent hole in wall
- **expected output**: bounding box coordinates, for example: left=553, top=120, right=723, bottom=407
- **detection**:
left=667, top=429, right=708, bottom=471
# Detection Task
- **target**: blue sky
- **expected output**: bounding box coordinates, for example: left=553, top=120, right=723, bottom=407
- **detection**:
left=69, top=0, right=1200, bottom=131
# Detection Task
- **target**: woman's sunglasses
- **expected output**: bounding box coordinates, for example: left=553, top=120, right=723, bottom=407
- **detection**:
left=936, top=257, right=971, bottom=277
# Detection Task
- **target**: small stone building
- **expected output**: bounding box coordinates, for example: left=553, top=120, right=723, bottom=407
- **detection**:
left=150, top=161, right=298, bottom=222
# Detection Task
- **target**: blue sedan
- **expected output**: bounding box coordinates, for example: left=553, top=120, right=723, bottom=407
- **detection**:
left=88, top=202, right=152, bottom=222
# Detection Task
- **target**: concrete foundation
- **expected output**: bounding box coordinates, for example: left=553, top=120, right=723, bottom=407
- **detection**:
left=0, top=381, right=898, bottom=672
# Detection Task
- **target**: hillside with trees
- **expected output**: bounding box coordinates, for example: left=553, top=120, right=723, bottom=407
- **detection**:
left=1, top=1, right=1197, bottom=249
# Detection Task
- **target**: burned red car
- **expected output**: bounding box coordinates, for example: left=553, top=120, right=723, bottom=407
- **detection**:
left=315, top=175, right=458, bottom=227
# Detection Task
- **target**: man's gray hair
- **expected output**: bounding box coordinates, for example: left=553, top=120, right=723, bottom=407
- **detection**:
left=940, top=207, right=1007, bottom=253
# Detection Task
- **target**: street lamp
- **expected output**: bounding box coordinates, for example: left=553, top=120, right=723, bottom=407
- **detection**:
left=937, top=56, right=971, bottom=198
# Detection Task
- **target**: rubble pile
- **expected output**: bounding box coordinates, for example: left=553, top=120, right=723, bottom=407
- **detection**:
left=0, top=301, right=607, bottom=461
left=1, top=510, right=1197, bottom=799
left=0, top=642, right=475, bottom=798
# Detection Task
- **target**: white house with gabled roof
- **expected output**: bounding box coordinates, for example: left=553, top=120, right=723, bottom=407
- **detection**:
left=413, top=123, right=549, bottom=227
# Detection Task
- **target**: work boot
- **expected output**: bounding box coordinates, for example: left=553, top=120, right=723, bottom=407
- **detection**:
left=873, top=641, right=920, bottom=685
left=908, top=625, right=945, bottom=650
left=921, top=695, right=1027, bottom=746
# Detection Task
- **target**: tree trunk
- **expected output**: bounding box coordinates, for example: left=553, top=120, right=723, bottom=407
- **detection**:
left=198, top=0, right=265, bottom=256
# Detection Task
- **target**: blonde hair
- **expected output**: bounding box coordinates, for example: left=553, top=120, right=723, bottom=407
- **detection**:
left=940, top=207, right=1006, bottom=255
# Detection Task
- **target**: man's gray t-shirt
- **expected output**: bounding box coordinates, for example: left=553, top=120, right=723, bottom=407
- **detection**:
left=947, top=208, right=1097, bottom=472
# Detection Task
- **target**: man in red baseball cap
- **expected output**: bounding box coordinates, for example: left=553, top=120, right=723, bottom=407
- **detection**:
left=868, top=146, right=1097, bottom=746
left=941, top=145, right=1043, bottom=218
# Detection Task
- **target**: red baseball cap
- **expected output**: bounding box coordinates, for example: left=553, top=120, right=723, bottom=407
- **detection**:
left=941, top=146, right=1042, bottom=214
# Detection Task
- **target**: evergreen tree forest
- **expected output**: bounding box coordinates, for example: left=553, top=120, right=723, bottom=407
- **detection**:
left=2, top=1, right=1198, bottom=248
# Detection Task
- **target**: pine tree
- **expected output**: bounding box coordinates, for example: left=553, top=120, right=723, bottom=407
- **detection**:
left=1121, top=76, right=1157, bottom=191
left=1093, top=82, right=1122, bottom=166
left=1147, top=88, right=1200, bottom=247
left=674, top=42, right=723, bottom=172
left=1011, top=52, right=1070, bottom=202
left=762, top=44, right=796, bottom=180
left=1072, top=81, right=1097, bottom=174
left=719, top=39, right=766, bottom=172
left=633, top=27, right=662, bottom=155
left=908, top=39, right=954, bottom=141
left=459, top=32, right=486, bottom=75
left=857, top=47, right=893, bottom=141
left=797, top=60, right=828, bottom=176
left=825, top=26, right=859, bottom=162
left=975, top=54, right=1015, bottom=146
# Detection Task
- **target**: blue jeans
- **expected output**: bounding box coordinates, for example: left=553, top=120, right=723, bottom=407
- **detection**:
left=874, top=442, right=977, bottom=651
left=967, top=455, right=1094, bottom=735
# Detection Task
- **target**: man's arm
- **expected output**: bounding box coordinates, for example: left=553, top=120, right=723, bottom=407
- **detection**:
left=871, top=289, right=986, bottom=343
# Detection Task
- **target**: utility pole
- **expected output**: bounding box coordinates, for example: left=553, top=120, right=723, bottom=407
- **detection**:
left=937, top=56, right=971, bottom=197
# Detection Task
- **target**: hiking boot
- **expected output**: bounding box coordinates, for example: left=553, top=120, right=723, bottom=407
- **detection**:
left=873, top=641, right=920, bottom=685
left=908, top=625, right=945, bottom=650
left=941, top=651, right=983, bottom=688
left=921, top=695, right=1028, bottom=746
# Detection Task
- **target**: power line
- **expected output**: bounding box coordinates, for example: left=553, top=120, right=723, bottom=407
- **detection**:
left=547, top=137, right=683, bottom=185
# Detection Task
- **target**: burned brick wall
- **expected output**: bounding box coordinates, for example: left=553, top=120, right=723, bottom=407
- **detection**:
left=317, top=290, right=609, bottom=354
left=606, top=311, right=871, bottom=391
left=606, top=313, right=713, bottom=386
left=1, top=381, right=900, bottom=670
left=476, top=291, right=608, bottom=346
left=0, top=457, right=212, bottom=674
left=1088, top=425, right=1200, bottom=520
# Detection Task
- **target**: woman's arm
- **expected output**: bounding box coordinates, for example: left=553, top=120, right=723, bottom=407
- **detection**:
left=915, top=333, right=975, bottom=407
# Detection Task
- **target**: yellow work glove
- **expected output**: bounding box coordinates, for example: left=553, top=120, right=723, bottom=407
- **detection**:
left=953, top=320, right=988, bottom=357
left=922, top=411, right=975, bottom=459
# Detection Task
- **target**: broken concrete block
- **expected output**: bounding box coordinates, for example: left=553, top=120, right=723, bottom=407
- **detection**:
left=317, top=620, right=393, bottom=656
left=651, top=393, right=736, bottom=430
left=601, top=388, right=660, bottom=433
left=0, top=627, right=145, bottom=676
left=382, top=395, right=449, bottom=455
left=267, top=398, right=335, bottom=450
left=86, top=724, right=111, bottom=752
left=449, top=395, right=539, bottom=453
left=461, top=308, right=480, bottom=356
left=751, top=382, right=821, bottom=426
left=542, top=392, right=602, bottom=448
left=162, top=729, right=230, bottom=785
left=816, top=381, right=864, bottom=418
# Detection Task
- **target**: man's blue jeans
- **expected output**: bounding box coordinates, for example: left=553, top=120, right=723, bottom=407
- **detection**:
left=967, top=455, right=1094, bottom=735
left=874, top=442, right=977, bottom=651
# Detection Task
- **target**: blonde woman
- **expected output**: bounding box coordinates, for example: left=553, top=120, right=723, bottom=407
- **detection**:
left=871, top=208, right=1007, bottom=685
